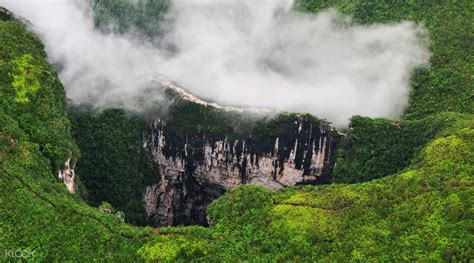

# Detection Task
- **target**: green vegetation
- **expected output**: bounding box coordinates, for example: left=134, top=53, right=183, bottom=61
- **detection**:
left=0, top=140, right=152, bottom=261
left=0, top=20, right=78, bottom=173
left=66, top=87, right=324, bottom=228
left=295, top=0, right=473, bottom=119
left=163, top=99, right=246, bottom=138
left=10, top=54, right=42, bottom=103
left=333, top=112, right=470, bottom=183
left=162, top=96, right=321, bottom=141
left=1, top=0, right=472, bottom=261
left=0, top=18, right=151, bottom=261
left=136, top=1, right=474, bottom=261
left=92, top=0, right=170, bottom=39
left=253, top=112, right=301, bottom=137
left=68, top=106, right=159, bottom=226
left=294, top=0, right=474, bottom=183
left=139, top=115, right=473, bottom=261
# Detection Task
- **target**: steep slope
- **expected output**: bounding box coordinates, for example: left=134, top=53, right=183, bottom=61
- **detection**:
left=139, top=113, right=473, bottom=261
left=1, top=1, right=472, bottom=261
left=73, top=0, right=474, bottom=229
left=143, top=102, right=338, bottom=226
left=70, top=85, right=339, bottom=227
left=296, top=0, right=473, bottom=119
left=68, top=106, right=160, bottom=226
left=135, top=0, right=474, bottom=261
left=333, top=113, right=467, bottom=183
left=0, top=11, right=151, bottom=261
left=302, top=0, right=474, bottom=182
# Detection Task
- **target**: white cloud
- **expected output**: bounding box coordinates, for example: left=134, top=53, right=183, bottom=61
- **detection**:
left=1, top=0, right=429, bottom=127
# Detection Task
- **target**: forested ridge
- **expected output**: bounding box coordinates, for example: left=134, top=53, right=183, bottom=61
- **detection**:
left=0, top=16, right=152, bottom=261
left=0, top=1, right=472, bottom=261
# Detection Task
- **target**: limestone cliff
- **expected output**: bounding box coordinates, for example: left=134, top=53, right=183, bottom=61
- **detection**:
left=141, top=77, right=339, bottom=226
left=58, top=157, right=76, bottom=194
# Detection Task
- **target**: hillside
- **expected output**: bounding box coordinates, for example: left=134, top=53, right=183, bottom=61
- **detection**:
left=0, top=12, right=152, bottom=261
left=69, top=92, right=339, bottom=227
left=139, top=112, right=473, bottom=261
left=0, top=0, right=473, bottom=261
left=135, top=0, right=474, bottom=261
left=296, top=0, right=473, bottom=119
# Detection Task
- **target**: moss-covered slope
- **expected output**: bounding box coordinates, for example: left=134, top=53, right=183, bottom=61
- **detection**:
left=136, top=1, right=474, bottom=261
left=68, top=106, right=160, bottom=226
left=1, top=1, right=472, bottom=261
left=333, top=113, right=469, bottom=183
left=299, top=0, right=474, bottom=183
left=0, top=15, right=151, bottom=261
left=139, top=113, right=473, bottom=262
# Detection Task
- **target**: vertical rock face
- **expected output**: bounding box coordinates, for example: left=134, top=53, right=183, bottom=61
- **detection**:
left=58, top=158, right=76, bottom=194
left=143, top=115, right=338, bottom=227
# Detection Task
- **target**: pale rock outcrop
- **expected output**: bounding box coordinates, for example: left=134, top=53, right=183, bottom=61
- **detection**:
left=143, top=116, right=338, bottom=226
left=58, top=158, right=75, bottom=194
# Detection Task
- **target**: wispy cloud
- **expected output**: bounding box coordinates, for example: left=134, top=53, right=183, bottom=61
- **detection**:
left=1, top=0, right=430, bottom=127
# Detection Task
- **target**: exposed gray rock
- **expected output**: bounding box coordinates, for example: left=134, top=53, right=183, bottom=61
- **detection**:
left=143, top=115, right=338, bottom=226
left=58, top=158, right=76, bottom=194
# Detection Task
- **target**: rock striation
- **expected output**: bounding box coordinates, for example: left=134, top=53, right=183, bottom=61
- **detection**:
left=143, top=113, right=338, bottom=226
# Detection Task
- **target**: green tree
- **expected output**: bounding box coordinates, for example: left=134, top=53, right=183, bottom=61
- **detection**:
left=10, top=54, right=42, bottom=103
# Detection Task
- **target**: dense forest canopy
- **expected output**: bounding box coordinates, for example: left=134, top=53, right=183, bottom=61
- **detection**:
left=0, top=0, right=472, bottom=261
